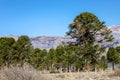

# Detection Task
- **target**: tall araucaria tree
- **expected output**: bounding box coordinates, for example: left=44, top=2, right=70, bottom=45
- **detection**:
left=67, top=12, right=114, bottom=45
left=66, top=12, right=114, bottom=71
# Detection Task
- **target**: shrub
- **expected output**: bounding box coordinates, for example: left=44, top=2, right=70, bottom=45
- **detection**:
left=0, top=64, right=47, bottom=80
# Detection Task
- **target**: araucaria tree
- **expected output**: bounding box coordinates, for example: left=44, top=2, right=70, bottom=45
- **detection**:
left=67, top=12, right=113, bottom=45
left=67, top=12, right=114, bottom=71
left=0, top=35, right=33, bottom=67
left=107, top=47, right=120, bottom=70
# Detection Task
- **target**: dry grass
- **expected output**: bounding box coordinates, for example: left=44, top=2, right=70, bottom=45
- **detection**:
left=110, top=69, right=120, bottom=77
left=0, top=64, right=48, bottom=80
left=44, top=71, right=120, bottom=80
left=0, top=64, right=120, bottom=80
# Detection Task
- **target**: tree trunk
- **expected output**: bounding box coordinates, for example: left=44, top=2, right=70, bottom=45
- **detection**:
left=60, top=65, right=63, bottom=73
left=67, top=66, right=70, bottom=72
left=112, top=62, right=115, bottom=70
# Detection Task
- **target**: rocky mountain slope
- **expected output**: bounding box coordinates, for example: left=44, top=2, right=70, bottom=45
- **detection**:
left=30, top=36, right=75, bottom=50
left=1, top=26, right=120, bottom=50
left=31, top=26, right=120, bottom=50
left=104, top=25, right=120, bottom=48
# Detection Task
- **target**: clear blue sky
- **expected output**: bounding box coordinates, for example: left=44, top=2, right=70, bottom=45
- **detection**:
left=0, top=0, right=120, bottom=37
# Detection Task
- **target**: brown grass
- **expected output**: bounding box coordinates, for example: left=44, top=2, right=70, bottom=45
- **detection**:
left=110, top=69, right=120, bottom=77
left=0, top=64, right=47, bottom=80
left=0, top=64, right=120, bottom=80
left=43, top=71, right=120, bottom=80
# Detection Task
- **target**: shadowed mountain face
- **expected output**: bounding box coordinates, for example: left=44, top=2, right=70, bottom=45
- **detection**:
left=31, top=26, right=120, bottom=50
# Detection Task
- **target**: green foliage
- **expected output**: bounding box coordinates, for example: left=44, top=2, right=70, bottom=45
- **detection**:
left=67, top=12, right=114, bottom=45
left=28, top=48, right=47, bottom=70
left=107, top=47, right=120, bottom=70
left=66, top=12, right=112, bottom=71
left=107, top=47, right=120, bottom=63
left=15, top=35, right=32, bottom=66
left=99, top=56, right=108, bottom=71
left=0, top=35, right=33, bottom=67
left=0, top=37, right=15, bottom=66
left=116, top=46, right=120, bottom=54
left=46, top=48, right=56, bottom=70
left=30, top=48, right=41, bottom=68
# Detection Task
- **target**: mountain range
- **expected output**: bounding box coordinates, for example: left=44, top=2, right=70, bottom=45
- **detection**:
left=1, top=25, right=120, bottom=50
left=31, top=25, right=120, bottom=50
left=30, top=36, right=75, bottom=50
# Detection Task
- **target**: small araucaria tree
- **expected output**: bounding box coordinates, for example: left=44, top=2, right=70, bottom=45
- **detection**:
left=107, top=47, right=120, bottom=70
left=67, top=12, right=114, bottom=71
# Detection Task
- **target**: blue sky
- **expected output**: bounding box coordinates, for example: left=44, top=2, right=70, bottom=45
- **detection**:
left=0, top=0, right=120, bottom=37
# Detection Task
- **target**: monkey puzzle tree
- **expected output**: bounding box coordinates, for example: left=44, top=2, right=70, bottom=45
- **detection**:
left=47, top=48, right=56, bottom=71
left=0, top=37, right=15, bottom=67
left=67, top=12, right=113, bottom=45
left=116, top=46, right=120, bottom=54
left=29, top=48, right=41, bottom=68
left=66, top=12, right=113, bottom=71
left=15, top=35, right=32, bottom=66
left=55, top=46, right=66, bottom=72
left=107, top=47, right=120, bottom=70
left=99, top=56, right=108, bottom=71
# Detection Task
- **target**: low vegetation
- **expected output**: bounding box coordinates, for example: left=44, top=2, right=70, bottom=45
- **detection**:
left=0, top=64, right=120, bottom=80
left=0, top=64, right=47, bottom=80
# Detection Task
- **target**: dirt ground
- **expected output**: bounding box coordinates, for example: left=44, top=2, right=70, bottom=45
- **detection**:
left=41, top=71, right=120, bottom=80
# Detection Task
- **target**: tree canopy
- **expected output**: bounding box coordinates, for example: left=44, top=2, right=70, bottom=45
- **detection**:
left=107, top=47, right=120, bottom=70
left=66, top=12, right=114, bottom=71
left=67, top=12, right=114, bottom=45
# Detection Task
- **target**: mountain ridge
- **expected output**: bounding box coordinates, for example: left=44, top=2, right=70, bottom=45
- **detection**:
left=1, top=26, right=120, bottom=50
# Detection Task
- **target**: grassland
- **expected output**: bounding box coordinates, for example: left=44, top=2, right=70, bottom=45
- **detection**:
left=0, top=64, right=120, bottom=80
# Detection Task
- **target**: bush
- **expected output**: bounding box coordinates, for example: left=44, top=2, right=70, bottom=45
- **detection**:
left=0, top=64, right=47, bottom=80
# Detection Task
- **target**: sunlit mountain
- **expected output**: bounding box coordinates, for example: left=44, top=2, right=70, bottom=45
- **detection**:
left=1, top=25, right=120, bottom=50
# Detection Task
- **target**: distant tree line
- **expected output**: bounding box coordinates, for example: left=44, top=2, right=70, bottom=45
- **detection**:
left=0, top=12, right=120, bottom=72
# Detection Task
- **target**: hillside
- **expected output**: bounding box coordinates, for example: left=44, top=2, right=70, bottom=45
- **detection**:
left=30, top=36, right=75, bottom=50
left=1, top=26, right=120, bottom=50
left=31, top=26, right=120, bottom=50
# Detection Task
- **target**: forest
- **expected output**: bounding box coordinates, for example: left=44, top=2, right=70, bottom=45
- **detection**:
left=0, top=12, right=120, bottom=73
